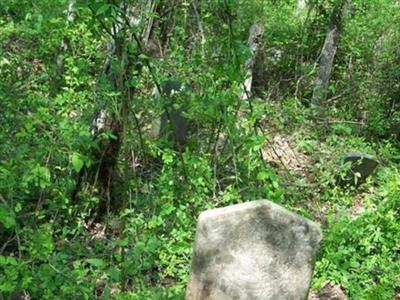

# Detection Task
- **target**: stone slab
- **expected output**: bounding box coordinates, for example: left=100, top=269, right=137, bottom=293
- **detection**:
left=340, top=153, right=379, bottom=186
left=151, top=80, right=189, bottom=147
left=186, top=200, right=322, bottom=300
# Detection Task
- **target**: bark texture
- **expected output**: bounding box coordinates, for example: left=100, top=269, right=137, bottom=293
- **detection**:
left=55, top=0, right=76, bottom=83
left=241, top=22, right=264, bottom=100
left=73, top=5, right=142, bottom=215
left=312, top=1, right=347, bottom=105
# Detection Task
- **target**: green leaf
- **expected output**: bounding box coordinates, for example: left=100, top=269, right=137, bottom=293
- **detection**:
left=85, top=258, right=105, bottom=268
left=96, top=4, right=110, bottom=16
left=257, top=170, right=270, bottom=180
left=71, top=153, right=84, bottom=172
left=116, top=238, right=128, bottom=247
left=108, top=266, right=120, bottom=281
left=0, top=255, right=18, bottom=266
left=0, top=204, right=16, bottom=229
left=36, top=166, right=51, bottom=189
left=160, top=203, right=176, bottom=216
left=138, top=53, right=149, bottom=60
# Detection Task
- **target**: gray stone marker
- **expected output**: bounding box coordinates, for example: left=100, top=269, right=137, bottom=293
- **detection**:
left=151, top=80, right=189, bottom=147
left=186, top=200, right=322, bottom=300
left=340, top=153, right=379, bottom=187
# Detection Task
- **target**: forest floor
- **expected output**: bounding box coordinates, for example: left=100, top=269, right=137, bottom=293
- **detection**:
left=259, top=101, right=399, bottom=299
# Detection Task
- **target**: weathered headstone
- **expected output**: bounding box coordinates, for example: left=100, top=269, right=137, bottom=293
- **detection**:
left=340, top=153, right=379, bottom=187
left=186, top=200, right=322, bottom=300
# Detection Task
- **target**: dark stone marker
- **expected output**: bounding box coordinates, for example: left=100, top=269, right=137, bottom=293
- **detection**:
left=152, top=80, right=189, bottom=147
left=186, top=200, right=322, bottom=300
left=340, top=153, right=379, bottom=187
left=160, top=80, right=188, bottom=146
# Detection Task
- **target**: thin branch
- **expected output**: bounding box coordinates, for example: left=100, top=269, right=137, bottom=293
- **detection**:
left=326, top=93, right=343, bottom=103
left=317, top=119, right=365, bottom=125
left=142, top=0, right=157, bottom=47
left=0, top=233, right=16, bottom=255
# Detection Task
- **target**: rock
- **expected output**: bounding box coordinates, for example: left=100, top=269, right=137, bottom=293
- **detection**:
left=308, top=284, right=348, bottom=300
left=186, top=200, right=322, bottom=300
left=11, top=291, right=32, bottom=300
left=339, top=153, right=379, bottom=187
left=308, top=291, right=320, bottom=300
left=318, top=283, right=347, bottom=300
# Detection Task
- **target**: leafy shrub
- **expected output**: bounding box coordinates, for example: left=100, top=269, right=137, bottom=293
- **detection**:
left=314, top=168, right=400, bottom=299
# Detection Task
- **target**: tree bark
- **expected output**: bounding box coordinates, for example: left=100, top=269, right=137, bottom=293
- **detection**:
left=73, top=4, right=143, bottom=215
left=55, top=0, right=76, bottom=84
left=241, top=22, right=264, bottom=100
left=192, top=0, right=206, bottom=55
left=142, top=0, right=157, bottom=48
left=296, top=0, right=307, bottom=15
left=311, top=0, right=347, bottom=105
left=66, top=0, right=76, bottom=22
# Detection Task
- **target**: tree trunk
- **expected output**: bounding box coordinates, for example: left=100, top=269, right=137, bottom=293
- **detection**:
left=296, top=0, right=307, bottom=15
left=55, top=0, right=76, bottom=85
left=74, top=4, right=144, bottom=216
left=192, top=0, right=206, bottom=55
left=311, top=0, right=347, bottom=106
left=241, top=22, right=264, bottom=100
left=66, top=0, right=76, bottom=22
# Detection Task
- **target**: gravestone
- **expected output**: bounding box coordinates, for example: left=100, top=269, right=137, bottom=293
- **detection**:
left=151, top=80, right=189, bottom=147
left=340, top=153, right=379, bottom=187
left=186, top=200, right=322, bottom=300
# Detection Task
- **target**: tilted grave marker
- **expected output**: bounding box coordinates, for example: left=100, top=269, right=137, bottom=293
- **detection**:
left=150, top=80, right=190, bottom=147
left=339, top=153, right=379, bottom=187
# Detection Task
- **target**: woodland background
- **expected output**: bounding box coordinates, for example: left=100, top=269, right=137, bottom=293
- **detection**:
left=0, top=0, right=399, bottom=299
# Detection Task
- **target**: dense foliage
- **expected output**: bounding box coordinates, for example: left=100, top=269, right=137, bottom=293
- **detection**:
left=0, top=0, right=399, bottom=299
